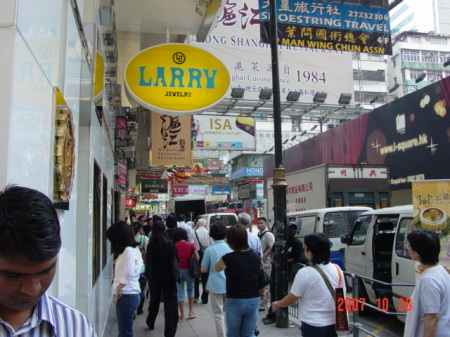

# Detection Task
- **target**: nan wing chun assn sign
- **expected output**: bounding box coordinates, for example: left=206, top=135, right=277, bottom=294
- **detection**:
left=259, top=0, right=392, bottom=55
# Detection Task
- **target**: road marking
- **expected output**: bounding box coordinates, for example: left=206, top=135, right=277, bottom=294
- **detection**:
left=368, top=319, right=395, bottom=336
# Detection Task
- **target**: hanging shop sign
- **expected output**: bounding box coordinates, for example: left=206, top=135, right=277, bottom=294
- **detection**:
left=93, top=51, right=104, bottom=105
left=212, top=185, right=231, bottom=195
left=259, top=0, right=392, bottom=55
left=150, top=113, right=193, bottom=166
left=192, top=115, right=256, bottom=150
left=54, top=89, right=75, bottom=203
left=125, top=43, right=230, bottom=115
left=172, top=185, right=189, bottom=195
left=141, top=179, right=168, bottom=193
left=125, top=197, right=137, bottom=208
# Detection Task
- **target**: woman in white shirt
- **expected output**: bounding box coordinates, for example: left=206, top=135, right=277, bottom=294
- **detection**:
left=270, top=232, right=345, bottom=337
left=107, top=221, right=143, bottom=337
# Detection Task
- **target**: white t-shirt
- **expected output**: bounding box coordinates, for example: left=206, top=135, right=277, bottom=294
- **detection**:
left=112, top=246, right=143, bottom=295
left=404, top=265, right=450, bottom=337
left=290, top=263, right=345, bottom=327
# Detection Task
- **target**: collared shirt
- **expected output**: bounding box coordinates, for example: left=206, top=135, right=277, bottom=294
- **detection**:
left=0, top=292, right=97, bottom=337
left=112, top=246, right=143, bottom=295
left=246, top=228, right=263, bottom=257
left=201, top=240, right=232, bottom=294
left=193, top=227, right=213, bottom=250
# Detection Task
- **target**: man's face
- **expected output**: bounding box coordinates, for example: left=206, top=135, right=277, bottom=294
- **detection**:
left=288, top=226, right=297, bottom=237
left=0, top=255, right=57, bottom=315
left=256, top=219, right=267, bottom=231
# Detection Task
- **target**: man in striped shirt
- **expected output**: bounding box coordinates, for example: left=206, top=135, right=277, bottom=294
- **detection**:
left=0, top=185, right=97, bottom=336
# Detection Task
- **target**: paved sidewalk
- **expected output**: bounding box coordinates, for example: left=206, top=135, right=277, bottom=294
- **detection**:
left=103, top=299, right=304, bottom=337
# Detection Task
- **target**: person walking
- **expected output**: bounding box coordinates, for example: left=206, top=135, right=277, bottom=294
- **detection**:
left=173, top=228, right=199, bottom=321
left=216, top=225, right=261, bottom=337
left=0, top=185, right=97, bottom=336
left=404, top=230, right=450, bottom=337
left=145, top=221, right=179, bottom=337
left=193, top=218, right=213, bottom=303
left=106, top=221, right=143, bottom=337
left=263, top=221, right=307, bottom=325
left=270, top=233, right=346, bottom=337
left=237, top=212, right=262, bottom=256
left=201, top=223, right=232, bottom=337
left=256, top=217, right=275, bottom=312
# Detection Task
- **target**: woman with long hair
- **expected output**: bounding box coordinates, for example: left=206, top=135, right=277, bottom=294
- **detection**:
left=215, top=225, right=261, bottom=337
left=173, top=227, right=199, bottom=321
left=106, top=221, right=143, bottom=337
left=270, top=233, right=346, bottom=337
left=145, top=221, right=179, bottom=337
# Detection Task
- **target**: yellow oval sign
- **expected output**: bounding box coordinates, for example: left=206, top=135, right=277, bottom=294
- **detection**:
left=125, top=44, right=230, bottom=115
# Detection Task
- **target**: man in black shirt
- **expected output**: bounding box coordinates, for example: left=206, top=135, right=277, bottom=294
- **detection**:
left=262, top=222, right=307, bottom=325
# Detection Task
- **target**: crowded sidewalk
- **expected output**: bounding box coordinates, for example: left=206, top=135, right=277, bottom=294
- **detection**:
left=103, top=299, right=304, bottom=337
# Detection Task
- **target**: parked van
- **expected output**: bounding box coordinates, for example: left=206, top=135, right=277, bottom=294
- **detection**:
left=340, top=205, right=415, bottom=321
left=197, top=213, right=238, bottom=231
left=287, top=206, right=372, bottom=269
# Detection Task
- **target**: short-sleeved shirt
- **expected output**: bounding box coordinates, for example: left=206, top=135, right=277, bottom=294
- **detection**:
left=222, top=249, right=260, bottom=299
left=290, top=263, right=346, bottom=327
left=175, top=241, right=197, bottom=269
left=404, top=265, right=450, bottom=337
left=0, top=292, right=97, bottom=336
left=258, top=229, right=275, bottom=264
left=247, top=229, right=263, bottom=257
left=201, top=240, right=232, bottom=294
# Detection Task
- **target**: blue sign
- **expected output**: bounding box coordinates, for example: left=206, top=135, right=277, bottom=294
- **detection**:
left=212, top=185, right=231, bottom=195
left=259, top=0, right=392, bottom=55
left=230, top=168, right=264, bottom=181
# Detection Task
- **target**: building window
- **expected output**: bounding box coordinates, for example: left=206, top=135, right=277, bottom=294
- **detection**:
left=410, top=36, right=421, bottom=43
left=430, top=37, right=447, bottom=45
left=421, top=51, right=439, bottom=63
left=402, top=49, right=420, bottom=62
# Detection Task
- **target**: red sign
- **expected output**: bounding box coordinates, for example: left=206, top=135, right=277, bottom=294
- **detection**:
left=172, top=185, right=189, bottom=195
left=246, top=179, right=262, bottom=183
left=125, top=198, right=137, bottom=208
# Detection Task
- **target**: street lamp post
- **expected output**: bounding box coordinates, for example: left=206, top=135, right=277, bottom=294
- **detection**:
left=268, top=0, right=289, bottom=328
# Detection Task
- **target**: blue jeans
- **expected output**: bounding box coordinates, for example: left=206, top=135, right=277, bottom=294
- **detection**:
left=226, top=297, right=260, bottom=337
left=116, top=294, right=140, bottom=337
left=176, top=269, right=195, bottom=302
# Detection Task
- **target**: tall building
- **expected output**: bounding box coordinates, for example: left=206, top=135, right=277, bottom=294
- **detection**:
left=387, top=31, right=450, bottom=97
left=390, top=0, right=450, bottom=35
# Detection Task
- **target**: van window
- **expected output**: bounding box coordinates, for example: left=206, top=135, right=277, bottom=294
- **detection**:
left=202, top=214, right=237, bottom=227
left=297, top=216, right=316, bottom=237
left=349, top=216, right=371, bottom=245
left=395, top=218, right=413, bottom=259
left=323, top=211, right=353, bottom=238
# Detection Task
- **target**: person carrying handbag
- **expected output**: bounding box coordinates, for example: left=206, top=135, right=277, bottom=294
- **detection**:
left=193, top=218, right=213, bottom=303
left=270, top=233, right=347, bottom=337
left=173, top=228, right=200, bottom=321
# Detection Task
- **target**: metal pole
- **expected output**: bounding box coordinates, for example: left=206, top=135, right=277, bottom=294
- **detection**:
left=269, top=0, right=289, bottom=328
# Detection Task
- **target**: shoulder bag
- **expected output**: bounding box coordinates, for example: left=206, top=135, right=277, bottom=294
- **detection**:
left=170, top=242, right=181, bottom=282
left=194, top=230, right=205, bottom=262
left=311, top=264, right=349, bottom=332
left=188, top=243, right=202, bottom=279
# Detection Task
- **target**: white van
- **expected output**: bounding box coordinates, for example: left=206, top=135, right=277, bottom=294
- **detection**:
left=197, top=213, right=238, bottom=231
left=287, top=206, right=372, bottom=269
left=341, top=205, right=415, bottom=320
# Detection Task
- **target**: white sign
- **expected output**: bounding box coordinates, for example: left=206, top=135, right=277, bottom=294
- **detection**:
left=191, top=0, right=353, bottom=103
left=193, top=115, right=256, bottom=150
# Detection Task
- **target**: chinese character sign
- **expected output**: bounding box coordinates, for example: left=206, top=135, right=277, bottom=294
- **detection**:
left=150, top=113, right=193, bottom=166
left=259, top=0, right=392, bottom=55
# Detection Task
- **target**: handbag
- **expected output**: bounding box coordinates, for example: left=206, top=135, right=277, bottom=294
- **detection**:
left=194, top=230, right=205, bottom=262
left=188, top=243, right=202, bottom=279
left=311, top=264, right=349, bottom=332
left=258, top=269, right=271, bottom=289
left=170, top=242, right=181, bottom=282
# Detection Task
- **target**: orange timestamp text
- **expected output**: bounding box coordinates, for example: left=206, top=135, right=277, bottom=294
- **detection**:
left=337, top=298, right=413, bottom=312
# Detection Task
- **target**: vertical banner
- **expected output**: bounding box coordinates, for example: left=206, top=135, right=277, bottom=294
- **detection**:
left=412, top=180, right=450, bottom=272
left=150, top=113, right=193, bottom=166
